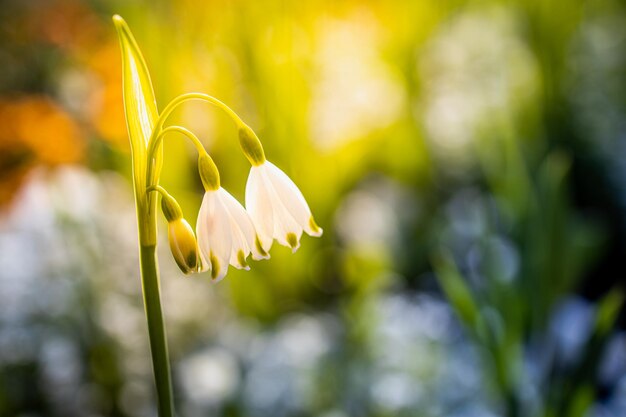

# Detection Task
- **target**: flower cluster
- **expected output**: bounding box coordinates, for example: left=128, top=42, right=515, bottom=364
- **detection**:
left=197, top=164, right=322, bottom=281
left=172, top=128, right=322, bottom=281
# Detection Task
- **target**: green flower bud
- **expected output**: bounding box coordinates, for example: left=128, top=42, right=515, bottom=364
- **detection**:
left=168, top=218, right=199, bottom=274
left=160, top=190, right=183, bottom=222
left=198, top=153, right=220, bottom=191
left=238, top=123, right=266, bottom=166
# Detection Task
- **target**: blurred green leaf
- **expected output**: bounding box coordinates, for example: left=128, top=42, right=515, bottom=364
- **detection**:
left=432, top=249, right=480, bottom=332
left=595, top=289, right=624, bottom=335
left=550, top=289, right=624, bottom=417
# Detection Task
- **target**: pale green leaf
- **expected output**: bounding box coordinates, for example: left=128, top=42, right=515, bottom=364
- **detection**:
left=113, top=15, right=159, bottom=192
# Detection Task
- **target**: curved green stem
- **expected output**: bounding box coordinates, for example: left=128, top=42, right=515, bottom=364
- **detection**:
left=146, top=126, right=207, bottom=186
left=145, top=93, right=245, bottom=177
left=148, top=126, right=207, bottom=162
left=154, top=93, right=245, bottom=134
left=146, top=185, right=171, bottom=198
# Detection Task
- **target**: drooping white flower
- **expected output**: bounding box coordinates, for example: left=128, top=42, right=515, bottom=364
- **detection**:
left=196, top=187, right=268, bottom=282
left=245, top=160, right=323, bottom=253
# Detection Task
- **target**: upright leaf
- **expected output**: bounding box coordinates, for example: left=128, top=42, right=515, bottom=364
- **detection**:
left=113, top=15, right=159, bottom=196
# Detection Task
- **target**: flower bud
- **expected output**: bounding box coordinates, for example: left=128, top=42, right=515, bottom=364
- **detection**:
left=160, top=190, right=183, bottom=222
left=238, top=123, right=266, bottom=166
left=198, top=153, right=220, bottom=191
left=168, top=218, right=199, bottom=274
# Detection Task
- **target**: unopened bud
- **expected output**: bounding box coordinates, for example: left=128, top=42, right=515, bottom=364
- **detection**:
left=160, top=190, right=183, bottom=222
left=168, top=218, right=199, bottom=274
left=238, top=123, right=266, bottom=166
left=198, top=153, right=220, bottom=191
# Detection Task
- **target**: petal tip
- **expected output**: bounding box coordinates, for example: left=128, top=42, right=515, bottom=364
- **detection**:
left=210, top=275, right=226, bottom=283
left=236, top=250, right=250, bottom=270
left=308, top=216, right=323, bottom=237
left=254, top=235, right=271, bottom=258
left=209, top=252, right=227, bottom=282
left=286, top=232, right=300, bottom=253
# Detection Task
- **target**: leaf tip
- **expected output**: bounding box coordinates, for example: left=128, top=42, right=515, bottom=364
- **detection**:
left=112, top=15, right=131, bottom=39
left=112, top=14, right=125, bottom=27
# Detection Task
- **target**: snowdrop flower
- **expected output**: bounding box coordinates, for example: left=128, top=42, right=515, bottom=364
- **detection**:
left=113, top=15, right=323, bottom=415
left=196, top=153, right=268, bottom=282
left=239, top=124, right=323, bottom=253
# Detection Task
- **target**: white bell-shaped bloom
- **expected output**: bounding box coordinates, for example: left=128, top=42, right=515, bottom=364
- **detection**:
left=196, top=187, right=268, bottom=282
left=245, top=160, right=323, bottom=253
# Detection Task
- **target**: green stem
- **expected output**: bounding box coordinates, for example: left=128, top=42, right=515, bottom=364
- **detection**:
left=155, top=93, right=245, bottom=133
left=146, top=93, right=245, bottom=161
left=139, top=240, right=174, bottom=417
left=146, top=126, right=209, bottom=186
left=153, top=126, right=207, bottom=156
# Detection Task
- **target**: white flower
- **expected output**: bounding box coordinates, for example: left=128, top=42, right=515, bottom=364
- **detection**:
left=245, top=160, right=323, bottom=253
left=196, top=187, right=268, bottom=282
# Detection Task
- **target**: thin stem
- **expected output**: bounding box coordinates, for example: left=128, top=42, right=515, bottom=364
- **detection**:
left=146, top=185, right=171, bottom=199
left=146, top=126, right=207, bottom=186
left=136, top=179, right=173, bottom=416
left=147, top=93, right=246, bottom=179
left=139, top=241, right=174, bottom=417
left=155, top=93, right=245, bottom=133
left=148, top=126, right=206, bottom=163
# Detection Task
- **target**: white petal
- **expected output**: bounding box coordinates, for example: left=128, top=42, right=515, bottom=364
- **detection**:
left=219, top=188, right=269, bottom=262
left=218, top=189, right=251, bottom=269
left=226, top=223, right=251, bottom=269
left=195, top=192, right=212, bottom=273
left=196, top=191, right=232, bottom=281
left=265, top=161, right=323, bottom=237
left=256, top=166, right=303, bottom=251
left=245, top=166, right=274, bottom=252
left=264, top=162, right=309, bottom=222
